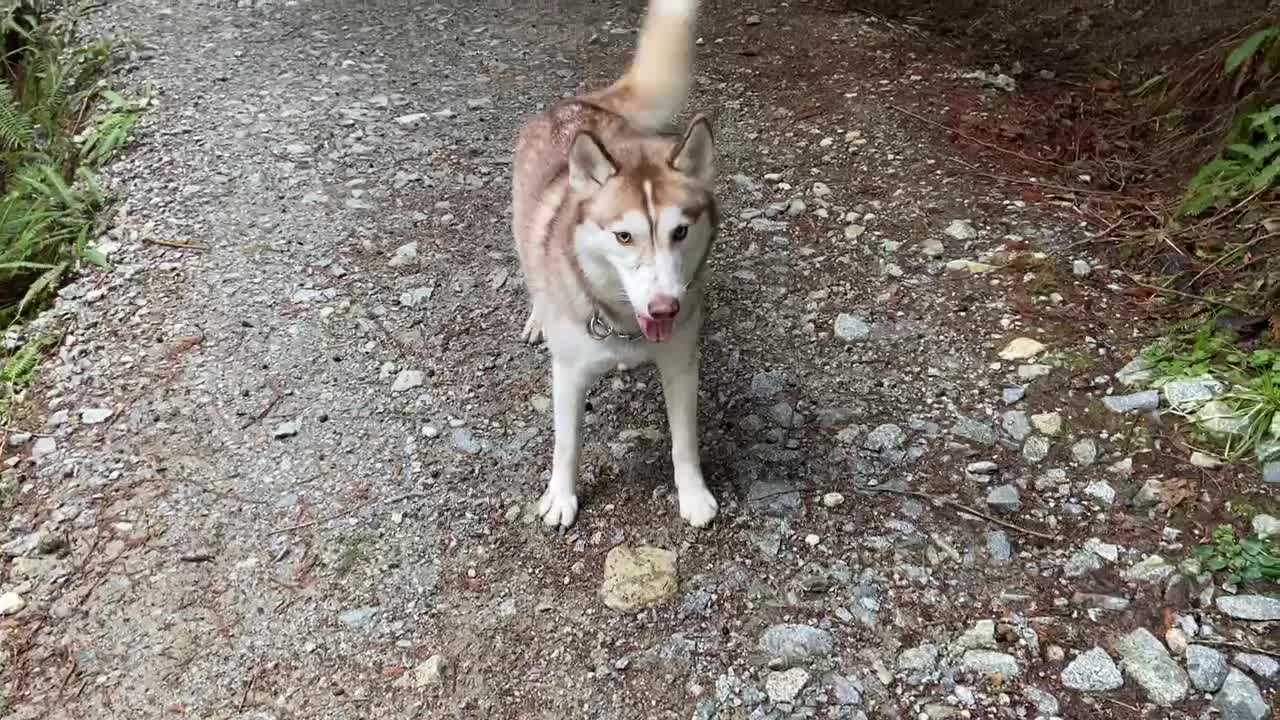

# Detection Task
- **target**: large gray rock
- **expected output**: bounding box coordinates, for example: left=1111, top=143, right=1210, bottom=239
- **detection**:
left=1102, top=390, right=1159, bottom=413
left=1195, top=399, right=1249, bottom=437
left=955, top=620, right=997, bottom=650
left=827, top=675, right=862, bottom=705
left=957, top=650, right=1021, bottom=678
left=1162, top=374, right=1224, bottom=411
left=1216, top=594, right=1280, bottom=621
left=1001, top=410, right=1031, bottom=441
left=985, top=485, right=1021, bottom=513
left=1186, top=644, right=1229, bottom=691
left=758, top=624, right=835, bottom=666
left=897, top=643, right=939, bottom=673
left=750, top=371, right=788, bottom=398
left=1062, top=548, right=1105, bottom=579
left=1115, top=356, right=1154, bottom=386
left=864, top=423, right=906, bottom=452
left=1021, top=687, right=1059, bottom=717
left=1083, top=481, right=1116, bottom=506
left=1072, top=439, right=1099, bottom=466
left=1266, top=460, right=1280, bottom=485
left=1233, top=652, right=1279, bottom=680
left=951, top=416, right=997, bottom=445
left=1132, top=478, right=1165, bottom=510
left=748, top=480, right=801, bottom=517
left=986, top=530, right=1012, bottom=564
left=1213, top=669, right=1269, bottom=720
left=1115, top=627, right=1189, bottom=706
left=1122, top=555, right=1174, bottom=584
left=834, top=313, right=871, bottom=343
left=1060, top=647, right=1123, bottom=692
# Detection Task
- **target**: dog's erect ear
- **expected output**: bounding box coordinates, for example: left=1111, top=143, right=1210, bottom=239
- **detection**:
left=669, top=114, right=714, bottom=184
left=568, top=131, right=618, bottom=194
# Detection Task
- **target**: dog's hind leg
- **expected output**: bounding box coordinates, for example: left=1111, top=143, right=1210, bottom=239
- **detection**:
left=520, top=307, right=544, bottom=345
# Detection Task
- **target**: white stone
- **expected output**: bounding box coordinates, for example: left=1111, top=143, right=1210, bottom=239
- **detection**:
left=0, top=591, right=26, bottom=616
left=944, top=219, right=977, bottom=240
left=998, top=337, right=1046, bottom=361
left=765, top=668, right=810, bottom=703
left=391, top=370, right=425, bottom=393
left=81, top=408, right=113, bottom=424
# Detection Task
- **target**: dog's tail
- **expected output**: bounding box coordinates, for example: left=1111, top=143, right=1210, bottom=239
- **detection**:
left=590, top=0, right=699, bottom=133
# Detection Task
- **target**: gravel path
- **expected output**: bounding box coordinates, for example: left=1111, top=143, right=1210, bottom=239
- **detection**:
left=2, top=2, right=1275, bottom=719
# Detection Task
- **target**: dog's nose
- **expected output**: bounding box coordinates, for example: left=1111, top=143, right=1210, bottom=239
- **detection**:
left=647, top=295, right=680, bottom=320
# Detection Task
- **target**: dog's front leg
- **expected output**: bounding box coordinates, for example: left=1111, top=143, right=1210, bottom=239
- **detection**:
left=538, top=358, right=591, bottom=528
left=657, top=343, right=718, bottom=528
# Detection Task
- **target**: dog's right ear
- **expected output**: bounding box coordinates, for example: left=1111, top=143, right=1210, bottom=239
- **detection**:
left=568, top=131, right=618, bottom=194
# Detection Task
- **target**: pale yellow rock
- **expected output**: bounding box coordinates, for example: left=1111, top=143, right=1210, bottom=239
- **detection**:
left=395, top=655, right=446, bottom=688
left=601, top=545, right=678, bottom=613
left=999, top=337, right=1047, bottom=361
left=945, top=259, right=997, bottom=274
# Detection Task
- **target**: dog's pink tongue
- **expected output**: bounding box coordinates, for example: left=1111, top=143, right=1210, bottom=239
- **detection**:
left=637, top=315, right=675, bottom=342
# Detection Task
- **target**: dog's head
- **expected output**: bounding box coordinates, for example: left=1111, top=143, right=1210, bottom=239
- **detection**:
left=568, top=116, right=717, bottom=343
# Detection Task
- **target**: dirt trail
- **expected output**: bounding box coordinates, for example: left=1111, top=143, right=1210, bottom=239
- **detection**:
left=1, top=2, right=1275, bottom=719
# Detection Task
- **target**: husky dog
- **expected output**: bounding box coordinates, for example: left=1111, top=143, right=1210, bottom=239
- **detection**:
left=512, top=0, right=718, bottom=528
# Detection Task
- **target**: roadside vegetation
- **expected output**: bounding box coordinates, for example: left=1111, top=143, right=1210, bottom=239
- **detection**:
left=0, top=0, right=142, bottom=422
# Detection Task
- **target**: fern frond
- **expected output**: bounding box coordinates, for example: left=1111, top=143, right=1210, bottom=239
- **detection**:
left=0, top=80, right=33, bottom=151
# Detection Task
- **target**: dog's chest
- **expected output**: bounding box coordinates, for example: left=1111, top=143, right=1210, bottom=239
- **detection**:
left=559, top=329, right=657, bottom=375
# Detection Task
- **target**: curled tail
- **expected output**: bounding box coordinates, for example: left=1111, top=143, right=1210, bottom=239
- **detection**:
left=590, top=0, right=699, bottom=132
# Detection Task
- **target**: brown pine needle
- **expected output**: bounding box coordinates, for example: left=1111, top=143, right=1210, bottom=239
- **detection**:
left=856, top=486, right=1058, bottom=541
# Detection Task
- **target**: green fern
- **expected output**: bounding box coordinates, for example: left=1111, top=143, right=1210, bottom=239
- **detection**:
left=0, top=1, right=137, bottom=325
left=0, top=334, right=47, bottom=385
left=1180, top=102, right=1280, bottom=216
left=1224, top=27, right=1280, bottom=81
left=0, top=81, right=33, bottom=151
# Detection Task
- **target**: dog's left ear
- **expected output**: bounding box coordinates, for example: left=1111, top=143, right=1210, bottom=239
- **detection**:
left=669, top=114, right=714, bottom=184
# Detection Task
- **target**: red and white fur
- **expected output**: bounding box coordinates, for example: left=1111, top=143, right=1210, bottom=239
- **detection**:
left=511, top=0, right=719, bottom=528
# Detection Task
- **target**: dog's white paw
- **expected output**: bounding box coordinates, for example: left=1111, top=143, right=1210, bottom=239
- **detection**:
left=538, top=490, right=578, bottom=528
left=521, top=311, right=544, bottom=345
left=678, top=484, right=719, bottom=528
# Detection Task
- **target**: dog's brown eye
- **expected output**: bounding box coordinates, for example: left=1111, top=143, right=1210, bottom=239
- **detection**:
left=614, top=231, right=633, bottom=244
left=672, top=224, right=689, bottom=241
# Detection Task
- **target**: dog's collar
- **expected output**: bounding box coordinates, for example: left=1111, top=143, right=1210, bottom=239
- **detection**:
left=586, top=310, right=643, bottom=342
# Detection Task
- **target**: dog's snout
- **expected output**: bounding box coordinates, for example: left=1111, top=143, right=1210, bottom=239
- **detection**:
left=647, top=295, right=680, bottom=320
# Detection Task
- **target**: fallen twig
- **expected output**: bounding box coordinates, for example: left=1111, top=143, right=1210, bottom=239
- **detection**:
left=970, top=171, right=1118, bottom=197
left=793, top=106, right=826, bottom=122
left=239, top=666, right=259, bottom=712
left=1104, top=697, right=1140, bottom=714
left=241, top=382, right=285, bottom=430
left=143, top=237, right=208, bottom=251
left=57, top=652, right=77, bottom=693
left=856, top=486, right=1058, bottom=540
left=1197, top=639, right=1280, bottom=659
left=263, top=492, right=430, bottom=537
left=889, top=104, right=1068, bottom=170
left=1128, top=278, right=1254, bottom=314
